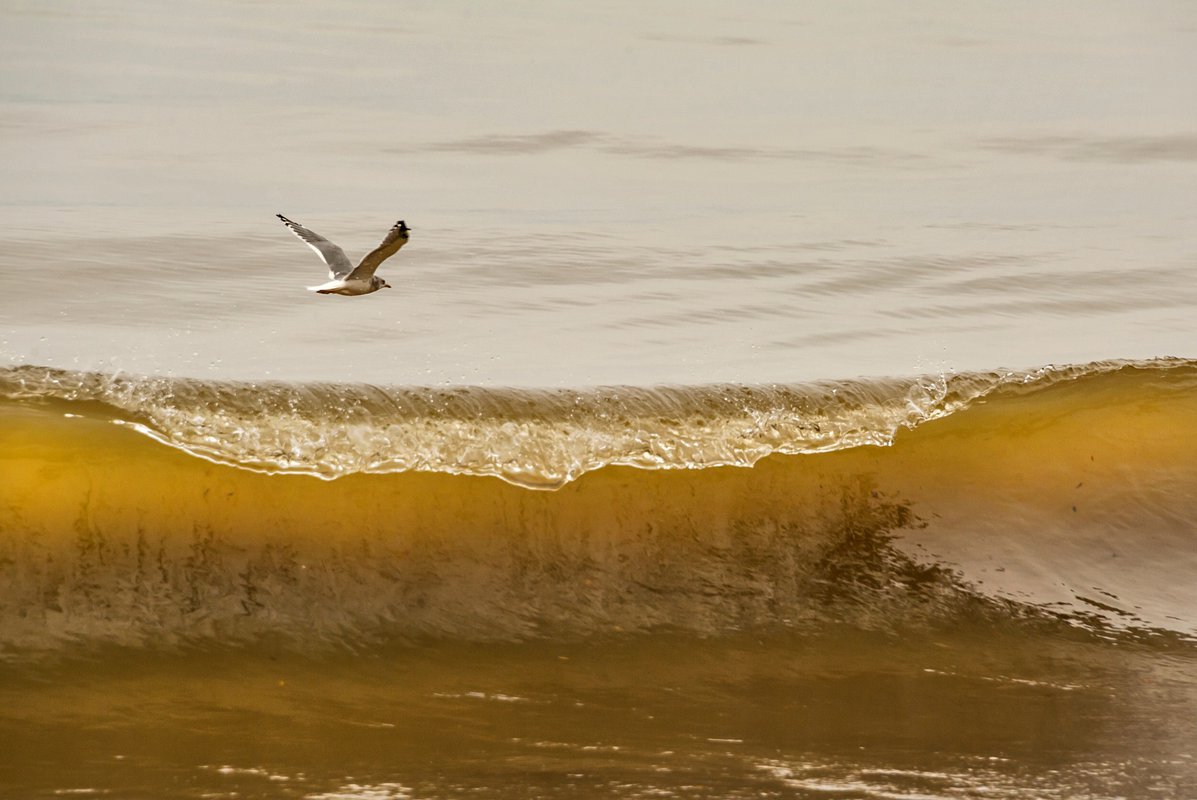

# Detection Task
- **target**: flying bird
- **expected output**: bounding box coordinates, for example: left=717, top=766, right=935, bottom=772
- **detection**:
left=277, top=214, right=410, bottom=296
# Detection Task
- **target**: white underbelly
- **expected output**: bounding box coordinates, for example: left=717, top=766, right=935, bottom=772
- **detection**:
left=306, top=278, right=373, bottom=295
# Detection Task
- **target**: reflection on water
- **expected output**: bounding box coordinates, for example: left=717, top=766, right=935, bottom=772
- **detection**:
left=2, top=633, right=1195, bottom=798
left=3, top=215, right=1195, bottom=386
left=2, top=2, right=1196, bottom=385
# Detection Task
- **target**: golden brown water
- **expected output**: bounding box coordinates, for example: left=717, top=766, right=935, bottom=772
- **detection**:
left=4, top=633, right=1195, bottom=799
left=3, top=362, right=1197, bottom=796
left=4, top=361, right=1196, bottom=650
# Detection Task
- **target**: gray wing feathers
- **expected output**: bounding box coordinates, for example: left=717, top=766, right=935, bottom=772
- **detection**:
left=349, top=220, right=410, bottom=281
left=276, top=214, right=355, bottom=278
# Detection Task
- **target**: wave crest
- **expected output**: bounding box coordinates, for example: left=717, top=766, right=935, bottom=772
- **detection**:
left=0, top=359, right=1190, bottom=488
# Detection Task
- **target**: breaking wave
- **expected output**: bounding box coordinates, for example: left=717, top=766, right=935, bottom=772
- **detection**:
left=1, top=359, right=1195, bottom=657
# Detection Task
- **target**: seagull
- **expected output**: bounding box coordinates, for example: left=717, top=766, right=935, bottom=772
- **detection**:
left=276, top=214, right=410, bottom=296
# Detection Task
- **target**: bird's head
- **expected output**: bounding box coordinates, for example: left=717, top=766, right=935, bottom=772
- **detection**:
left=382, top=280, right=393, bottom=289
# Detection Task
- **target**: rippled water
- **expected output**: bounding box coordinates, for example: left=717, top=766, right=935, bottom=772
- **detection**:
left=3, top=1, right=1196, bottom=386
left=2, top=2, right=1197, bottom=798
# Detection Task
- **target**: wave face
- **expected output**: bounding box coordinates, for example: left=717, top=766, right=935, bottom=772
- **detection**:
left=1, top=360, right=1195, bottom=657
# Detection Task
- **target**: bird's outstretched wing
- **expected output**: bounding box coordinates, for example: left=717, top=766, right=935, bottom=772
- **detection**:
left=348, top=220, right=410, bottom=281
left=277, top=214, right=355, bottom=278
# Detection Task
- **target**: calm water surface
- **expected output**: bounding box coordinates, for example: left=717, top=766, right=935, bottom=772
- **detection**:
left=2, top=1, right=1195, bottom=385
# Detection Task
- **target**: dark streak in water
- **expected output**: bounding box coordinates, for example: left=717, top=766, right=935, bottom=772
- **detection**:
left=424, top=130, right=604, bottom=154
left=979, top=133, right=1197, bottom=163
left=642, top=33, right=769, bottom=47
left=417, top=129, right=931, bottom=167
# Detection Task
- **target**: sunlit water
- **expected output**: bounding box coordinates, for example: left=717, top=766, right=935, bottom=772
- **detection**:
left=2, top=2, right=1196, bottom=798
left=3, top=1, right=1195, bottom=386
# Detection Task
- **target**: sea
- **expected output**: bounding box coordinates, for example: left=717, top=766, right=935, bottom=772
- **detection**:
left=2, top=2, right=1197, bottom=798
